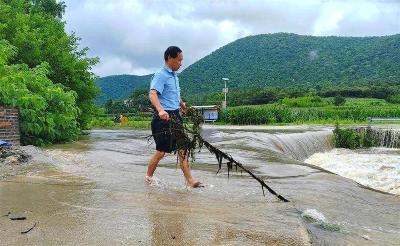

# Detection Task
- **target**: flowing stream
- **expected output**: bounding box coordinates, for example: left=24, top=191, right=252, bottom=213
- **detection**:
left=0, top=126, right=399, bottom=245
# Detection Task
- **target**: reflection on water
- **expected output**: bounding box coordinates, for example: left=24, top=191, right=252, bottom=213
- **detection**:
left=145, top=188, right=197, bottom=245
left=1, top=128, right=399, bottom=245
left=0, top=172, right=96, bottom=245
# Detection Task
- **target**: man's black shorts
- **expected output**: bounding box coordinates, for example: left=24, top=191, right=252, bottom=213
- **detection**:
left=151, top=109, right=182, bottom=153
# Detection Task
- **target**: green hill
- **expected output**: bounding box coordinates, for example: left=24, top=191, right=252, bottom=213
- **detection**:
left=95, top=74, right=151, bottom=105
left=96, top=33, right=400, bottom=104
left=179, top=33, right=400, bottom=95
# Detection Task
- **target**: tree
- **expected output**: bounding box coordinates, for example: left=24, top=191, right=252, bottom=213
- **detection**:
left=334, top=95, right=346, bottom=106
left=104, top=99, right=113, bottom=109
left=0, top=0, right=99, bottom=129
left=104, top=100, right=133, bottom=114
left=128, top=89, right=151, bottom=111
left=30, top=0, right=66, bottom=18
left=0, top=40, right=80, bottom=145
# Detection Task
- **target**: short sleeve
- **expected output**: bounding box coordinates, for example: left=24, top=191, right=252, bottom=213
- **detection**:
left=150, top=72, right=164, bottom=94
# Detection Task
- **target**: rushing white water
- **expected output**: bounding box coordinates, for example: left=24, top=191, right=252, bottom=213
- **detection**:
left=268, top=131, right=333, bottom=160
left=305, top=148, right=400, bottom=195
left=213, top=129, right=333, bottom=161
left=208, top=127, right=400, bottom=196
left=357, top=127, right=400, bottom=148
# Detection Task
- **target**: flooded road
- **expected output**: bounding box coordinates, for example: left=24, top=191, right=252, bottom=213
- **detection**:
left=1, top=126, right=399, bottom=245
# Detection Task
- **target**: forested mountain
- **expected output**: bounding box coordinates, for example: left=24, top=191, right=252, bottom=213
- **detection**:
left=97, top=33, right=400, bottom=103
left=179, top=33, right=400, bottom=95
left=96, top=74, right=152, bottom=105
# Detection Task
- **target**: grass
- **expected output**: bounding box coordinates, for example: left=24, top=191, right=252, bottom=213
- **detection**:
left=89, top=117, right=151, bottom=129
left=344, top=98, right=389, bottom=107
left=220, top=98, right=400, bottom=125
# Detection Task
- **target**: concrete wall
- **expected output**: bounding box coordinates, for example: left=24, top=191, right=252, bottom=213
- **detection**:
left=0, top=107, right=20, bottom=146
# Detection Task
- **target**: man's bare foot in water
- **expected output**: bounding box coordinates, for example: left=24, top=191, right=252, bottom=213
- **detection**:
left=187, top=180, right=205, bottom=188
left=144, top=175, right=153, bottom=184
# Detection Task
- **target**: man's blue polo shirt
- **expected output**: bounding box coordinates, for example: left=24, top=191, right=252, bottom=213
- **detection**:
left=150, top=65, right=181, bottom=111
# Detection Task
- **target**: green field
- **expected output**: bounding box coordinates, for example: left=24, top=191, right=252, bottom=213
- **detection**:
left=89, top=116, right=151, bottom=129
left=220, top=98, right=400, bottom=125
left=90, top=98, right=400, bottom=128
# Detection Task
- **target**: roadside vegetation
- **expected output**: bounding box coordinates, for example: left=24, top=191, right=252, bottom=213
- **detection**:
left=0, top=1, right=98, bottom=145
left=333, top=124, right=377, bottom=149
left=89, top=115, right=151, bottom=129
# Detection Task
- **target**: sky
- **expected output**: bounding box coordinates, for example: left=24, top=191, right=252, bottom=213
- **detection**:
left=62, top=0, right=400, bottom=77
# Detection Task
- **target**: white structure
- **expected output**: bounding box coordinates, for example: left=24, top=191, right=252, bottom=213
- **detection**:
left=192, top=105, right=219, bottom=122
left=222, top=78, right=229, bottom=110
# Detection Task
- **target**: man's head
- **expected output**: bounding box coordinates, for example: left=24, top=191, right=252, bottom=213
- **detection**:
left=164, top=46, right=183, bottom=71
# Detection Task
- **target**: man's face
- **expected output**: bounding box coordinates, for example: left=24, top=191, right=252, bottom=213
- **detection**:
left=167, top=52, right=183, bottom=71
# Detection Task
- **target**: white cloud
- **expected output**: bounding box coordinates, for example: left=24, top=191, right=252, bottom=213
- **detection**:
left=63, top=0, right=400, bottom=77
left=93, top=56, right=155, bottom=76
left=313, top=1, right=400, bottom=36
left=313, top=5, right=345, bottom=35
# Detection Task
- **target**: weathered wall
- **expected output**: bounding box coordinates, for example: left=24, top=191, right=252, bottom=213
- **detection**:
left=0, top=107, right=20, bottom=146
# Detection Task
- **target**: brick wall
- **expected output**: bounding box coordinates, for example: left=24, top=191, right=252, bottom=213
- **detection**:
left=0, top=107, right=20, bottom=146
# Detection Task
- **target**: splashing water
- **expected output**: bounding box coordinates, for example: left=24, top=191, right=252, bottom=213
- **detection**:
left=301, top=208, right=327, bottom=223
left=301, top=209, right=341, bottom=232
left=357, top=127, right=400, bottom=148
left=305, top=148, right=400, bottom=195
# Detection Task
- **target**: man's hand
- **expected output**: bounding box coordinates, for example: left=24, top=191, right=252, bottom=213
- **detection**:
left=149, top=90, right=169, bottom=121
left=158, top=110, right=170, bottom=121
left=180, top=101, right=188, bottom=115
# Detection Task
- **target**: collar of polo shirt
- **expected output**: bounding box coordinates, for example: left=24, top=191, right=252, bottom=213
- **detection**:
left=163, top=65, right=176, bottom=75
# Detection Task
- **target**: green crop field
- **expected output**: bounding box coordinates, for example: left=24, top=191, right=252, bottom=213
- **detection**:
left=221, top=99, right=400, bottom=125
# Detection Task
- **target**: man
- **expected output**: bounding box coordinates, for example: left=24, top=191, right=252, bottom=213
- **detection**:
left=146, top=46, right=203, bottom=188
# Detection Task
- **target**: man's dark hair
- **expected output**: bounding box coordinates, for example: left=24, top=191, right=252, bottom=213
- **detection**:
left=164, top=46, right=182, bottom=61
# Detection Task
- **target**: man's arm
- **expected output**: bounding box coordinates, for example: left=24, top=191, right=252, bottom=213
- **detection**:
left=149, top=90, right=169, bottom=121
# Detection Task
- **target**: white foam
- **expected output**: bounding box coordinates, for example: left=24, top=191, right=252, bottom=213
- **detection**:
left=305, top=148, right=400, bottom=195
left=144, top=175, right=167, bottom=188
left=301, top=208, right=327, bottom=223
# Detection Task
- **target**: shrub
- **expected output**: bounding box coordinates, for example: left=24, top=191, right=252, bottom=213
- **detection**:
left=0, top=42, right=80, bottom=145
left=387, top=95, right=400, bottom=104
left=334, top=95, right=346, bottom=106
left=333, top=125, right=377, bottom=149
left=333, top=124, right=361, bottom=149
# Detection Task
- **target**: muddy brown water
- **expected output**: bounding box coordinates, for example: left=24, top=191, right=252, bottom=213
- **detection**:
left=1, top=126, right=399, bottom=245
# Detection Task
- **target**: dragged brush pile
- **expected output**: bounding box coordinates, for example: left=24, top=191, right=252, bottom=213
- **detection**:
left=160, top=107, right=289, bottom=202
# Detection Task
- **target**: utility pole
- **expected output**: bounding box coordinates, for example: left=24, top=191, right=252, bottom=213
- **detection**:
left=222, top=78, right=229, bottom=110
left=222, top=78, right=229, bottom=123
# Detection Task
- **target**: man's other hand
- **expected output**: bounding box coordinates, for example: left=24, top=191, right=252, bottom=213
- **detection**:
left=159, top=110, right=170, bottom=121
left=180, top=102, right=188, bottom=115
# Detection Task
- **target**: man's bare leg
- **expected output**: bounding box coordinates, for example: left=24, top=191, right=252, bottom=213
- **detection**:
left=146, top=150, right=165, bottom=181
left=178, top=150, right=203, bottom=187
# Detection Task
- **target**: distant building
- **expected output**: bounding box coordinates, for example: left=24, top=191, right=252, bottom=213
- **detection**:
left=192, top=105, right=219, bottom=122
left=123, top=99, right=134, bottom=108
